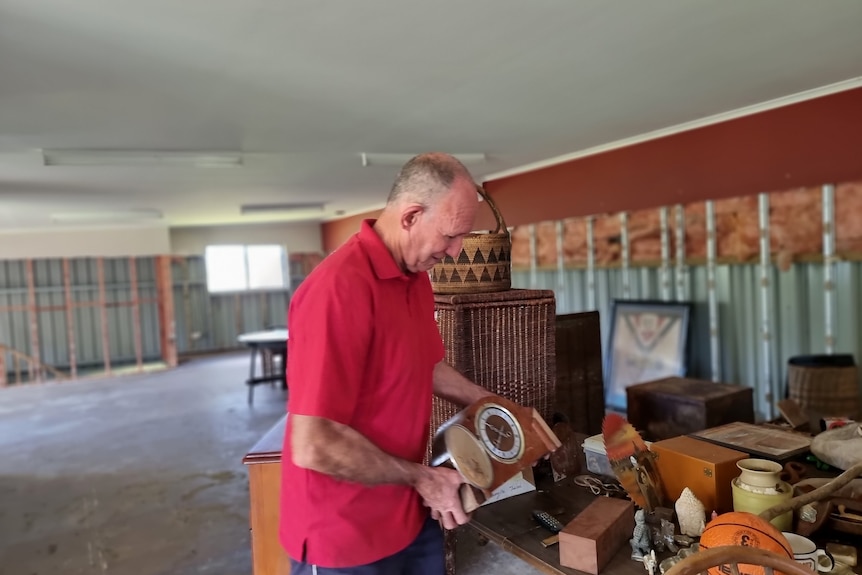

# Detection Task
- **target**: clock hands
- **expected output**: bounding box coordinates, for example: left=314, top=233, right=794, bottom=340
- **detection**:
left=485, top=422, right=512, bottom=449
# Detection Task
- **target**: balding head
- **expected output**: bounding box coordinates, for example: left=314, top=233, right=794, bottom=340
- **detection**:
left=386, top=153, right=475, bottom=207
left=374, top=152, right=479, bottom=274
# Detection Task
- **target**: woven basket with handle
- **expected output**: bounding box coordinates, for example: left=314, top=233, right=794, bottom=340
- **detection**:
left=429, top=185, right=511, bottom=294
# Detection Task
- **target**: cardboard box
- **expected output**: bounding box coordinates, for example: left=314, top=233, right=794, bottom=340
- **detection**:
left=559, top=497, right=634, bottom=575
left=651, top=435, right=748, bottom=515
left=582, top=433, right=652, bottom=478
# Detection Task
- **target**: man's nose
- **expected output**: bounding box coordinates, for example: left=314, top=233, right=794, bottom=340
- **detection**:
left=444, top=238, right=464, bottom=259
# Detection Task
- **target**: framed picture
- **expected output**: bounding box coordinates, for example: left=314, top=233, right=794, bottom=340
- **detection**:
left=691, top=422, right=812, bottom=461
left=605, top=300, right=691, bottom=412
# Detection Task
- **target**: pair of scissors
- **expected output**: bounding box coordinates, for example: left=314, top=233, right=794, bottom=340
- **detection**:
left=573, top=475, right=626, bottom=497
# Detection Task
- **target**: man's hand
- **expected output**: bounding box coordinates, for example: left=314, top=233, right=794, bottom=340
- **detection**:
left=412, top=466, right=472, bottom=530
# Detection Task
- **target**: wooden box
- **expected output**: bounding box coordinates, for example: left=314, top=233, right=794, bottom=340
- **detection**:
left=559, top=497, right=634, bottom=575
left=651, top=435, right=748, bottom=515
left=626, top=377, right=754, bottom=441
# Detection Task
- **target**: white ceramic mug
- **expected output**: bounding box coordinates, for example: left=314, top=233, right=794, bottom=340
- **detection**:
left=782, top=532, right=835, bottom=572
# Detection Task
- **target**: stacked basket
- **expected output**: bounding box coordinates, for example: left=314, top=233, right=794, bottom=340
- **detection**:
left=426, top=185, right=557, bottom=461
left=427, top=186, right=555, bottom=575
left=429, top=184, right=511, bottom=294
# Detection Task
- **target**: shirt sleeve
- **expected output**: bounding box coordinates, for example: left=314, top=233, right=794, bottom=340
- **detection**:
left=286, top=272, right=371, bottom=425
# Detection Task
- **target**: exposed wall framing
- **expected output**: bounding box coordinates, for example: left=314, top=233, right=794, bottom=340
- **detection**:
left=823, top=184, right=836, bottom=354
left=0, top=257, right=167, bottom=384
left=511, top=177, right=862, bottom=420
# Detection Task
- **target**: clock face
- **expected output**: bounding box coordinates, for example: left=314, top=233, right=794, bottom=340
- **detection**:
left=476, top=404, right=524, bottom=462
left=443, top=424, right=494, bottom=489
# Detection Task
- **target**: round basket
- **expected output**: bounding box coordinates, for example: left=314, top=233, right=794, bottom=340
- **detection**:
left=430, top=185, right=511, bottom=294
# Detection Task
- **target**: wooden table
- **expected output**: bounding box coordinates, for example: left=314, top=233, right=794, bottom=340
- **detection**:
left=243, top=416, right=646, bottom=575
left=238, top=329, right=288, bottom=404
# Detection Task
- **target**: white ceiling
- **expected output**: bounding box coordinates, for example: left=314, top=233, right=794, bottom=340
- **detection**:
left=1, top=0, right=861, bottom=231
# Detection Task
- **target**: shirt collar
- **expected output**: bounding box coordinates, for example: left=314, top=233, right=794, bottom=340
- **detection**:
left=359, top=219, right=408, bottom=280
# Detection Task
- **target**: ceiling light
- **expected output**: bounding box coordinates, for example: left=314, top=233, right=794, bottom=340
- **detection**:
left=42, top=150, right=244, bottom=168
left=240, top=202, right=327, bottom=215
left=50, top=208, right=163, bottom=223
left=360, top=153, right=487, bottom=167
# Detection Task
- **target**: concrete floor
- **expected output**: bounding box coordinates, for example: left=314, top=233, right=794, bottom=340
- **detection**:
left=0, top=353, right=542, bottom=575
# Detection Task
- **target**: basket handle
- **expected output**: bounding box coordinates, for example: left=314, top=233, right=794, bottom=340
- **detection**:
left=476, top=184, right=508, bottom=235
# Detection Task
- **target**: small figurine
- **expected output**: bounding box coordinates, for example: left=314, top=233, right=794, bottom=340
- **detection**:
left=675, top=487, right=706, bottom=537
left=642, top=549, right=657, bottom=575
left=659, top=519, right=679, bottom=553
left=630, top=509, right=652, bottom=560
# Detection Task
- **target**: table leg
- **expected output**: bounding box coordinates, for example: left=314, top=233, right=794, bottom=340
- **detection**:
left=248, top=347, right=258, bottom=405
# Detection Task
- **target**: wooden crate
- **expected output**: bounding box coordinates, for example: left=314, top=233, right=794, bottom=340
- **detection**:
left=555, top=311, right=604, bottom=436
left=626, top=377, right=754, bottom=441
left=651, top=435, right=748, bottom=515
left=559, top=497, right=635, bottom=575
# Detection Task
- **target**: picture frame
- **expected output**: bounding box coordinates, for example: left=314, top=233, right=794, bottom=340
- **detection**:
left=605, top=299, right=692, bottom=412
left=690, top=422, right=812, bottom=461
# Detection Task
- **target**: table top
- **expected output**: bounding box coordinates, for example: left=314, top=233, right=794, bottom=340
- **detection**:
left=238, top=328, right=289, bottom=345
left=471, top=476, right=646, bottom=575
left=243, top=414, right=288, bottom=465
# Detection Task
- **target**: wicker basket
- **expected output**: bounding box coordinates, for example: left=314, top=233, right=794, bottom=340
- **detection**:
left=787, top=354, right=860, bottom=419
left=428, top=289, right=557, bottom=458
left=429, top=185, right=511, bottom=294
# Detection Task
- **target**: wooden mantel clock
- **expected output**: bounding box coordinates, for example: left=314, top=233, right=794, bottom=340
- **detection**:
left=431, top=394, right=561, bottom=511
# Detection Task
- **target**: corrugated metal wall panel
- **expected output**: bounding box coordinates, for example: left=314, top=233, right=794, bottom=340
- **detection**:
left=515, top=260, right=862, bottom=420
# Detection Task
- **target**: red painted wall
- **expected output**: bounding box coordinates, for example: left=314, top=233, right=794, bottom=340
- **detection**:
left=322, top=87, right=862, bottom=252
left=321, top=210, right=380, bottom=254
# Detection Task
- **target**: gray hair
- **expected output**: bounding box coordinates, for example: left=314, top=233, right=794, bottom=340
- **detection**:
left=387, top=153, right=473, bottom=207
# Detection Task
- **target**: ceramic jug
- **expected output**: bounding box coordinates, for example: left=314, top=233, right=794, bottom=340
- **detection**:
left=731, top=458, right=793, bottom=531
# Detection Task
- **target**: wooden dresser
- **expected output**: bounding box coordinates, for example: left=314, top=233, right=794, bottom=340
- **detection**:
left=243, top=415, right=290, bottom=575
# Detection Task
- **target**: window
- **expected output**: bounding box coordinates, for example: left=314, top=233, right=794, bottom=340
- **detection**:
left=205, top=245, right=288, bottom=292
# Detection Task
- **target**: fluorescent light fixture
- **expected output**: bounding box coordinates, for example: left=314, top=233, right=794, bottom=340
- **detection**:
left=51, top=208, right=163, bottom=223
left=360, top=153, right=487, bottom=167
left=240, top=202, right=327, bottom=215
left=42, top=150, right=244, bottom=168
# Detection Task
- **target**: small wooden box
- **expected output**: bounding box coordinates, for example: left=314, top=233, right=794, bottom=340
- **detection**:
left=559, top=497, right=634, bottom=575
left=651, top=435, right=748, bottom=515
left=626, top=377, right=754, bottom=441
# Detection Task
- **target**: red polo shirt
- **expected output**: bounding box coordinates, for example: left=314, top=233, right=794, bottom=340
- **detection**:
left=279, top=220, right=445, bottom=568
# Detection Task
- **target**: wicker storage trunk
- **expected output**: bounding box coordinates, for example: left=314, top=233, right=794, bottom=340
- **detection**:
left=430, top=289, right=556, bottom=575
left=431, top=289, right=557, bottom=434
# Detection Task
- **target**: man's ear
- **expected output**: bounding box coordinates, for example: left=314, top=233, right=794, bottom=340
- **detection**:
left=400, top=204, right=424, bottom=230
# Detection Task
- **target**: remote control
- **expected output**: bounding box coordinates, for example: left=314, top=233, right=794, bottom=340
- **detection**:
left=532, top=509, right=565, bottom=533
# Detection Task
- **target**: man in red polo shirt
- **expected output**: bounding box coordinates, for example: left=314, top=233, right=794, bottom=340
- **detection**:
left=280, top=153, right=496, bottom=574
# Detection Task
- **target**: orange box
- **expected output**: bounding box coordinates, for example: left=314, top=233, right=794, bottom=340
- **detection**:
left=651, top=435, right=748, bottom=515
left=559, top=497, right=634, bottom=575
